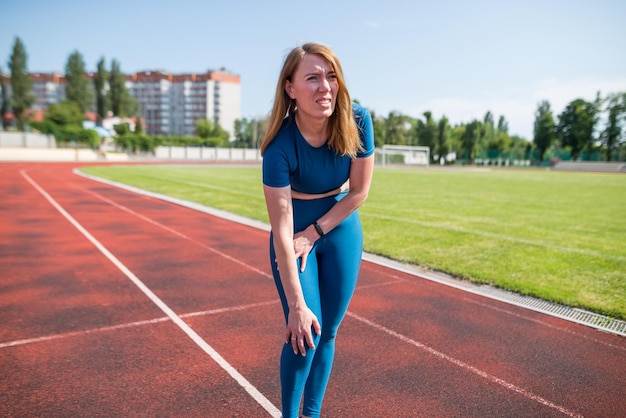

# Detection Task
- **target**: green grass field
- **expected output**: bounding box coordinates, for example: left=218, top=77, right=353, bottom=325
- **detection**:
left=80, top=164, right=626, bottom=320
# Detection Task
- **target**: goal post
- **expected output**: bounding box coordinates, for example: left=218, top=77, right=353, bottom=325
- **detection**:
left=380, top=145, right=430, bottom=167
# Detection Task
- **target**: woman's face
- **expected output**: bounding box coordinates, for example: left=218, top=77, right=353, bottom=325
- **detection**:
left=285, top=53, right=338, bottom=121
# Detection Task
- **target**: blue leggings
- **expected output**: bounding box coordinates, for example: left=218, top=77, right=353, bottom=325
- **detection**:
left=269, top=198, right=363, bottom=418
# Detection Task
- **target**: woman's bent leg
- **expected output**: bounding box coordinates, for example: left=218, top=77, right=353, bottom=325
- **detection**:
left=270, top=235, right=323, bottom=418
left=301, top=213, right=363, bottom=417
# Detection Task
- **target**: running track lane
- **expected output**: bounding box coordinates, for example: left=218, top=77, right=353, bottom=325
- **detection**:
left=0, top=162, right=624, bottom=417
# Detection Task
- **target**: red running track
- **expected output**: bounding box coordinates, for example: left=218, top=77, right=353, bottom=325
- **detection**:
left=1, top=162, right=624, bottom=417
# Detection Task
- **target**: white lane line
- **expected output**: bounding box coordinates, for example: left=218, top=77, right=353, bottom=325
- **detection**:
left=354, top=278, right=407, bottom=291
left=180, top=300, right=278, bottom=318
left=346, top=311, right=583, bottom=418
left=20, top=170, right=281, bottom=418
left=0, top=317, right=171, bottom=349
left=77, top=185, right=272, bottom=279
left=0, top=300, right=280, bottom=349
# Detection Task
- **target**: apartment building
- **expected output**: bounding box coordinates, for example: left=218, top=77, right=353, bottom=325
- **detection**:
left=1, top=69, right=241, bottom=139
left=30, top=72, right=66, bottom=110
left=127, top=69, right=240, bottom=139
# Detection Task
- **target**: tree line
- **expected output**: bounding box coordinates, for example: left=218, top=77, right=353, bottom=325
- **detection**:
left=234, top=93, right=626, bottom=164
left=2, top=36, right=625, bottom=162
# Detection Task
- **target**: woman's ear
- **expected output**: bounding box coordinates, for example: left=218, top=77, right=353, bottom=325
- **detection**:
left=285, top=81, right=295, bottom=99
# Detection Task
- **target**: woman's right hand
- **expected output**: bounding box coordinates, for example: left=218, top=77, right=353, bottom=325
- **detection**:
left=286, top=303, right=321, bottom=356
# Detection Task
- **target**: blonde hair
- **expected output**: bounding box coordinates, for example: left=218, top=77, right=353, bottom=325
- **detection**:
left=260, top=42, right=361, bottom=158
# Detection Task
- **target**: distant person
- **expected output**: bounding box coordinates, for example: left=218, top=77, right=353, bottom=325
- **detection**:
left=260, top=42, right=375, bottom=418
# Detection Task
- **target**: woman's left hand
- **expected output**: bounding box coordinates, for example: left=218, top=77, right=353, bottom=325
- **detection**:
left=293, top=228, right=315, bottom=272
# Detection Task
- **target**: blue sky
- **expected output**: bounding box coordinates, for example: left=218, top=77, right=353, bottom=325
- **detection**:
left=2, top=0, right=625, bottom=139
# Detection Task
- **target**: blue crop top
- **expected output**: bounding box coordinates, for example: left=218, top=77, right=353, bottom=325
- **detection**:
left=262, top=103, right=375, bottom=194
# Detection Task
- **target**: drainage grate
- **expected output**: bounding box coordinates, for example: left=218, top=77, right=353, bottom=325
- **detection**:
left=477, top=285, right=626, bottom=337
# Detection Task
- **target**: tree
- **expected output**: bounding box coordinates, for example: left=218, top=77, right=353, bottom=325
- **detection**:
left=65, top=50, right=93, bottom=114
left=510, top=135, right=531, bottom=161
left=135, top=117, right=143, bottom=134
left=108, top=60, right=122, bottom=115
left=196, top=118, right=214, bottom=139
left=233, top=118, right=256, bottom=148
left=448, top=124, right=465, bottom=157
left=370, top=110, right=386, bottom=148
left=252, top=118, right=265, bottom=148
left=460, top=120, right=482, bottom=162
left=196, top=118, right=228, bottom=145
left=0, top=67, right=9, bottom=130
left=557, top=97, right=599, bottom=160
left=497, top=115, right=509, bottom=134
left=113, top=123, right=130, bottom=136
left=435, top=116, right=450, bottom=163
left=109, top=59, right=137, bottom=117
left=8, top=37, right=34, bottom=131
left=600, top=92, right=626, bottom=161
left=416, top=111, right=437, bottom=160
left=492, top=115, right=512, bottom=157
left=482, top=111, right=496, bottom=153
left=384, top=111, right=411, bottom=145
left=533, top=100, right=556, bottom=163
left=482, top=111, right=511, bottom=158
left=93, top=57, right=109, bottom=123
left=44, top=100, right=84, bottom=128
left=233, top=117, right=265, bottom=148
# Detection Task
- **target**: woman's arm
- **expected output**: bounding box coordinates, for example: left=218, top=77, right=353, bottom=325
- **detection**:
left=263, top=184, right=321, bottom=355
left=294, top=154, right=375, bottom=267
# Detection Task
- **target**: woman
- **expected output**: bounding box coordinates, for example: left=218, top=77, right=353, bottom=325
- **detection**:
left=261, top=42, right=375, bottom=418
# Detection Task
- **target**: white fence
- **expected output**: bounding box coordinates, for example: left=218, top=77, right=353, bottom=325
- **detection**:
left=0, top=133, right=264, bottom=162
left=154, top=146, right=261, bottom=161
left=0, top=147, right=129, bottom=162
left=552, top=161, right=626, bottom=173
left=0, top=132, right=56, bottom=148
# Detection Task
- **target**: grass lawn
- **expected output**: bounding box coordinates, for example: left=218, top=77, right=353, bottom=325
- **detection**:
left=80, top=164, right=626, bottom=320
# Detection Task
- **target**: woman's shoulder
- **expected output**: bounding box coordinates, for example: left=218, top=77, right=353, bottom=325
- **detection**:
left=351, top=103, right=373, bottom=133
left=351, top=102, right=370, bottom=119
left=266, top=118, right=293, bottom=145
left=264, top=117, right=296, bottom=156
left=351, top=103, right=375, bottom=157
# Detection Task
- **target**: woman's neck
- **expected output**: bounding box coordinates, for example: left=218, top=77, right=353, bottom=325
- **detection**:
left=295, top=112, right=329, bottom=147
